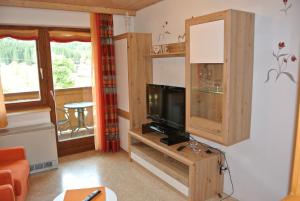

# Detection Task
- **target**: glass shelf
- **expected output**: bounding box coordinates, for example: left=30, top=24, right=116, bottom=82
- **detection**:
left=190, top=63, right=223, bottom=123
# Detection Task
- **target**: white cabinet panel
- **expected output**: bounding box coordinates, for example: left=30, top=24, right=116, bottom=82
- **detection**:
left=115, top=39, right=129, bottom=112
left=118, top=116, right=129, bottom=151
left=190, top=20, right=224, bottom=63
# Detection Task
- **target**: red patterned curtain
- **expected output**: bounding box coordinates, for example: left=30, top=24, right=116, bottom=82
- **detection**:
left=90, top=13, right=120, bottom=152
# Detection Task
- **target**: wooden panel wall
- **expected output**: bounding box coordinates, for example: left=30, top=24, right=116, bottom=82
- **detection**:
left=0, top=0, right=162, bottom=15
left=4, top=91, right=40, bottom=102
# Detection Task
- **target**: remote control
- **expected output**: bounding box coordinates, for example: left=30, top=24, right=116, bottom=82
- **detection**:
left=82, top=189, right=101, bottom=201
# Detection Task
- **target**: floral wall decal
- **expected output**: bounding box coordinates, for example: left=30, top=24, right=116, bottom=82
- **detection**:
left=177, top=33, right=185, bottom=43
left=280, top=0, right=292, bottom=15
left=265, top=41, right=297, bottom=83
left=157, top=21, right=171, bottom=43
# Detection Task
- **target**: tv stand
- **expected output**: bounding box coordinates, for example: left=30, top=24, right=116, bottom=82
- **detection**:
left=128, top=128, right=226, bottom=201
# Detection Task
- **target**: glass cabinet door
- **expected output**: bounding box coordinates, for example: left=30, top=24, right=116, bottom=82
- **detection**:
left=189, top=63, right=223, bottom=133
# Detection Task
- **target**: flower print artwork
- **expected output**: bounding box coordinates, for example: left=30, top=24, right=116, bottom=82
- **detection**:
left=281, top=0, right=292, bottom=15
left=158, top=21, right=171, bottom=43
left=265, top=41, right=297, bottom=83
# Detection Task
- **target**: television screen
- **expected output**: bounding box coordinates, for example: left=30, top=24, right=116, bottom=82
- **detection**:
left=146, top=84, right=185, bottom=131
left=164, top=86, right=185, bottom=130
left=146, top=84, right=164, bottom=121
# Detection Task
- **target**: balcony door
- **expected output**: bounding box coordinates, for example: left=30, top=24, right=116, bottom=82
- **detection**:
left=49, top=36, right=95, bottom=156
left=0, top=26, right=95, bottom=156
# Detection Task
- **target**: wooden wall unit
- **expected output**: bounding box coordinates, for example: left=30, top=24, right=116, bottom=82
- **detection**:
left=114, top=33, right=152, bottom=150
left=185, top=9, right=254, bottom=146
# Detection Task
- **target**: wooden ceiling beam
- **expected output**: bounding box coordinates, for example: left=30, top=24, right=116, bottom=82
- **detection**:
left=0, top=0, right=136, bottom=16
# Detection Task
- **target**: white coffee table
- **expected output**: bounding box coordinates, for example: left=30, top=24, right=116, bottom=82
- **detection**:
left=53, top=187, right=117, bottom=201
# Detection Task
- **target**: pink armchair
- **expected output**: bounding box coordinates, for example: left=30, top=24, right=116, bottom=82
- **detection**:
left=0, top=147, right=30, bottom=201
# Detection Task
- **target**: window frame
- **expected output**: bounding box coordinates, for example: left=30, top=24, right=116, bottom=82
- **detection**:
left=0, top=25, right=90, bottom=112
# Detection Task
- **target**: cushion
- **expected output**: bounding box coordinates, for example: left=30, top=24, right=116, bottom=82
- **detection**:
left=0, top=160, right=29, bottom=196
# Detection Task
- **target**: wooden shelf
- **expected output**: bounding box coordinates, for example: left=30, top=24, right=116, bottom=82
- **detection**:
left=192, top=88, right=224, bottom=95
left=131, top=142, right=189, bottom=185
left=150, top=51, right=185, bottom=58
left=150, top=42, right=185, bottom=58
left=129, top=129, right=217, bottom=166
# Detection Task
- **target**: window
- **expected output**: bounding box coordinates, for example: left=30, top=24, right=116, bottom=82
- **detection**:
left=0, top=37, right=41, bottom=103
left=0, top=27, right=91, bottom=111
left=50, top=41, right=92, bottom=89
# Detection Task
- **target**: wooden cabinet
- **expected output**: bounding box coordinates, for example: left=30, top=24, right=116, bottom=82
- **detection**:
left=114, top=33, right=152, bottom=150
left=185, top=10, right=254, bottom=146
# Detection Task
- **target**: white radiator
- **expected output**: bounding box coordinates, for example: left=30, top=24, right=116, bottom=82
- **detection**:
left=0, top=123, right=58, bottom=173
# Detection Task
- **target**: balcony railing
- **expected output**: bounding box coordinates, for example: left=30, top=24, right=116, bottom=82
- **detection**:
left=5, top=86, right=94, bottom=141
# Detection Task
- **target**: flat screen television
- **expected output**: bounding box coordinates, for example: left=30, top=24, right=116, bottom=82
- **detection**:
left=146, top=84, right=185, bottom=131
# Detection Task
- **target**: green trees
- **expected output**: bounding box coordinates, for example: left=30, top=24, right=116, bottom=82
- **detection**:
left=52, top=57, right=75, bottom=89
left=0, top=38, right=91, bottom=90
left=50, top=42, right=91, bottom=89
left=0, top=38, right=36, bottom=65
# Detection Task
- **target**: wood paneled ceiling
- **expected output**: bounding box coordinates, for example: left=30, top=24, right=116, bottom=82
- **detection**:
left=0, top=0, right=162, bottom=15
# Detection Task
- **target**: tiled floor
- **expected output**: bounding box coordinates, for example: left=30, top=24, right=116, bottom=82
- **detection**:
left=27, top=150, right=186, bottom=201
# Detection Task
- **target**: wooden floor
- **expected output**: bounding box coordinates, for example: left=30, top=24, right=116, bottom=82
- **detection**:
left=27, top=150, right=237, bottom=201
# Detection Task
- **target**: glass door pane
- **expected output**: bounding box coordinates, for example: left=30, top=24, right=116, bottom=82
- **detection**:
left=190, top=63, right=223, bottom=123
left=50, top=41, right=94, bottom=142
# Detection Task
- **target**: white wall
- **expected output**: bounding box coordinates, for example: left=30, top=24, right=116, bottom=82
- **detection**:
left=136, top=1, right=300, bottom=201
left=0, top=6, right=134, bottom=35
